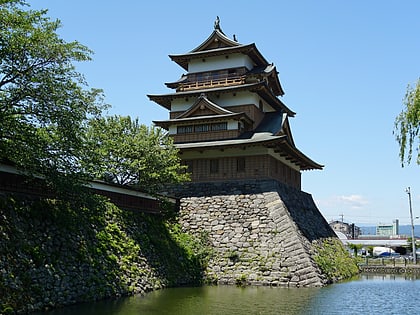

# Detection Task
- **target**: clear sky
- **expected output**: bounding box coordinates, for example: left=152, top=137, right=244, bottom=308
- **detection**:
left=30, top=0, right=419, bottom=225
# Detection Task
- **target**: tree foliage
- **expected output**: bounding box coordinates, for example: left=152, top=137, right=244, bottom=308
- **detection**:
left=1, top=1, right=189, bottom=198
left=0, top=0, right=107, bottom=192
left=394, top=78, right=420, bottom=166
left=85, top=115, right=189, bottom=192
left=347, top=243, right=363, bottom=257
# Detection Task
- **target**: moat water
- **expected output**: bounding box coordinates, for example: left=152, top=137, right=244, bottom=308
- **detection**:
left=36, top=274, right=420, bottom=315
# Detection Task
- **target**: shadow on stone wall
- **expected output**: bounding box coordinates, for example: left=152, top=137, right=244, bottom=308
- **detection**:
left=169, top=179, right=341, bottom=287
left=169, top=179, right=335, bottom=242
left=273, top=182, right=336, bottom=242
left=0, top=194, right=204, bottom=314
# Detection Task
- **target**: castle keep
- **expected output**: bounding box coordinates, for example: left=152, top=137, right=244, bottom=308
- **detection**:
left=149, top=18, right=322, bottom=189
left=149, top=19, right=338, bottom=287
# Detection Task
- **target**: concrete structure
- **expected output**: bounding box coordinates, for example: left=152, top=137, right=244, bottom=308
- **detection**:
left=329, top=220, right=361, bottom=239
left=376, top=219, right=399, bottom=236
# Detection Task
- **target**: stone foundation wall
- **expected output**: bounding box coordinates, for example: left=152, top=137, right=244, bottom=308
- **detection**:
left=0, top=196, right=204, bottom=314
left=170, top=179, right=336, bottom=287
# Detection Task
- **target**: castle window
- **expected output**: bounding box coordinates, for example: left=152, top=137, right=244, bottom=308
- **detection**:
left=177, top=125, right=193, bottom=134
left=210, top=159, right=219, bottom=173
left=228, top=69, right=237, bottom=77
left=211, top=122, right=227, bottom=131
left=194, top=124, right=209, bottom=132
left=237, top=157, right=245, bottom=172
left=177, top=122, right=227, bottom=134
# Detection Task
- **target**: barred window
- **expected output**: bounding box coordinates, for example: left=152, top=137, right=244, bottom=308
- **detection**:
left=211, top=122, right=227, bottom=131
left=177, top=122, right=227, bottom=134
left=177, top=125, right=193, bottom=134
left=194, top=124, right=209, bottom=132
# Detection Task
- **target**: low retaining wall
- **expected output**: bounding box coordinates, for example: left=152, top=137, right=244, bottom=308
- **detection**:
left=360, top=265, right=420, bottom=274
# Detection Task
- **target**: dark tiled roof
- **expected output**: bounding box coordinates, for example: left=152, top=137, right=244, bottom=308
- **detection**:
left=176, top=93, right=234, bottom=119
left=169, top=43, right=269, bottom=71
left=147, top=82, right=294, bottom=116
left=175, top=111, right=323, bottom=170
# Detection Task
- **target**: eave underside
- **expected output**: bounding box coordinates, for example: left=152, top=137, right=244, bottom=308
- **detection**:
left=176, top=136, right=323, bottom=171
left=169, top=43, right=269, bottom=71
left=147, top=82, right=295, bottom=116
left=154, top=112, right=252, bottom=129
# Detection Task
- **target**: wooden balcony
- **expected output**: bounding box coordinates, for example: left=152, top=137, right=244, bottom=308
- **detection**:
left=178, top=75, right=245, bottom=92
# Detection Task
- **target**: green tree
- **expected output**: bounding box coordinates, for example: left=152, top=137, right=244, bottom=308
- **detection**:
left=347, top=243, right=363, bottom=257
left=394, top=79, right=420, bottom=166
left=0, top=0, right=106, bottom=193
left=85, top=115, right=189, bottom=192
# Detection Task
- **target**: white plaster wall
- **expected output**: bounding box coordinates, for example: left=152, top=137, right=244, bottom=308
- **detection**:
left=171, top=98, right=194, bottom=112
left=216, top=91, right=259, bottom=107
left=227, top=120, right=238, bottom=130
left=168, top=125, right=177, bottom=135
left=170, top=91, right=258, bottom=112
left=188, top=54, right=254, bottom=73
left=170, top=91, right=276, bottom=113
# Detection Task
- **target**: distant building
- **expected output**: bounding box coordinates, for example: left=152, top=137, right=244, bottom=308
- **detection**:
left=329, top=220, right=361, bottom=239
left=376, top=219, right=399, bottom=236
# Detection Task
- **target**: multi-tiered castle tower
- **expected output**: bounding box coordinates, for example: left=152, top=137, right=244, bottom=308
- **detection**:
left=148, top=19, right=342, bottom=287
left=148, top=18, right=322, bottom=190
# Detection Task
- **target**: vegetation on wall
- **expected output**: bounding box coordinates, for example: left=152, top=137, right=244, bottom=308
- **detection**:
left=0, top=195, right=212, bottom=314
left=312, top=238, right=359, bottom=283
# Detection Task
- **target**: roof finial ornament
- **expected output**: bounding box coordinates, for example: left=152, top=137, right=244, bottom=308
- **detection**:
left=233, top=34, right=237, bottom=42
left=214, top=16, right=220, bottom=30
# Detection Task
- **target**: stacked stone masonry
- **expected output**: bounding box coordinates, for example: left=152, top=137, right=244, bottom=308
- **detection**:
left=171, top=179, right=336, bottom=287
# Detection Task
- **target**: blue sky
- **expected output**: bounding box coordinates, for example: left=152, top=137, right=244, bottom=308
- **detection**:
left=30, top=0, right=419, bottom=225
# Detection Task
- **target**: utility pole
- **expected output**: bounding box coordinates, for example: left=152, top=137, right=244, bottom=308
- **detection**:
left=339, top=213, right=344, bottom=233
left=406, top=187, right=416, bottom=264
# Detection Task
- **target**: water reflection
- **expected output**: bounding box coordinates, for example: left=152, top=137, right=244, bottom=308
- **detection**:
left=36, top=274, right=420, bottom=315
left=309, top=274, right=420, bottom=314
left=139, top=286, right=321, bottom=315
left=37, top=286, right=321, bottom=315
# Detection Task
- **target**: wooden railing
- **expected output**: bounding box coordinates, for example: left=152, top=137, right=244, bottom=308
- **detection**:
left=178, top=76, right=245, bottom=91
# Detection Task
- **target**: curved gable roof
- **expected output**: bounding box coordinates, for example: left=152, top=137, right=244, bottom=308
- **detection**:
left=169, top=44, right=269, bottom=71
left=169, top=19, right=269, bottom=71
left=176, top=93, right=234, bottom=119
left=190, top=28, right=240, bottom=52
